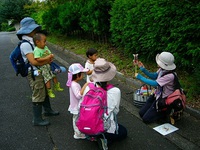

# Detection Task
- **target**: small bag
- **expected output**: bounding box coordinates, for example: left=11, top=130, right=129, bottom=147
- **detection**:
left=156, top=73, right=186, bottom=112
left=50, top=62, right=66, bottom=74
left=133, top=84, right=152, bottom=108
left=155, top=72, right=186, bottom=124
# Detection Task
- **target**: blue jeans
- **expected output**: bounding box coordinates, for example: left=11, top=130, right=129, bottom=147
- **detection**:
left=139, top=95, right=167, bottom=123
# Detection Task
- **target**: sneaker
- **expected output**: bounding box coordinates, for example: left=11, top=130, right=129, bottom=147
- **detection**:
left=73, top=133, right=86, bottom=140
left=97, top=138, right=108, bottom=150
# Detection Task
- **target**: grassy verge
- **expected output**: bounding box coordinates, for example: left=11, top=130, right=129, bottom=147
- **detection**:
left=48, top=34, right=200, bottom=110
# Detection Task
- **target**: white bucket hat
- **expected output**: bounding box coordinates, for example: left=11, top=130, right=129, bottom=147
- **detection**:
left=92, top=58, right=117, bottom=82
left=16, top=17, right=41, bottom=40
left=156, top=52, right=176, bottom=70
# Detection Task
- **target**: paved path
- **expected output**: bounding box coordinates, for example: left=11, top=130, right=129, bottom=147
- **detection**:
left=0, top=31, right=200, bottom=150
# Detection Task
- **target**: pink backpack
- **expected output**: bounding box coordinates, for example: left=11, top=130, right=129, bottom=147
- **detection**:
left=76, top=83, right=114, bottom=135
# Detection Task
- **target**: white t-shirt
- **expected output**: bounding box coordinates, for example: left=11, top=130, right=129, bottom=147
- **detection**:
left=85, top=60, right=94, bottom=82
left=20, top=35, right=38, bottom=71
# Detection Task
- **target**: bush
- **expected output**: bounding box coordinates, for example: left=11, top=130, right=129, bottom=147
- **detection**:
left=29, top=0, right=200, bottom=100
left=7, top=26, right=15, bottom=31
left=42, top=7, right=62, bottom=33
left=58, top=1, right=82, bottom=34
left=1, top=22, right=11, bottom=31
left=110, top=0, right=200, bottom=68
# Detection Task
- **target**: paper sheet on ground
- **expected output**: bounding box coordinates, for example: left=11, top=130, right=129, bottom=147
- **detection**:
left=153, top=123, right=179, bottom=136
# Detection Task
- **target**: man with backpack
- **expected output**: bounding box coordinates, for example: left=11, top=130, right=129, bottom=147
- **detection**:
left=16, top=17, right=59, bottom=126
left=77, top=58, right=127, bottom=150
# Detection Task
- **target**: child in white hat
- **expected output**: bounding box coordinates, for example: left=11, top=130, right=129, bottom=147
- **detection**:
left=66, top=63, right=89, bottom=139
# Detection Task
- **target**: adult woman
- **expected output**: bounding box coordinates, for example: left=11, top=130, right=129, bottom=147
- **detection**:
left=16, top=17, right=59, bottom=126
left=82, top=58, right=127, bottom=150
left=135, top=52, right=177, bottom=123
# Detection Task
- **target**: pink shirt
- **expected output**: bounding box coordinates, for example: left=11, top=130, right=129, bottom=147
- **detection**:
left=156, top=72, right=175, bottom=99
left=68, top=81, right=82, bottom=114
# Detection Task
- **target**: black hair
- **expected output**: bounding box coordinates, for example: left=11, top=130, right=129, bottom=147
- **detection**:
left=96, top=82, right=107, bottom=91
left=72, top=72, right=82, bottom=81
left=86, top=48, right=98, bottom=58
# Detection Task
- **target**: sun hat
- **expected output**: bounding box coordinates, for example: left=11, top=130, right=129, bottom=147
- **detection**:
left=68, top=63, right=88, bottom=74
left=66, top=63, right=89, bottom=86
left=16, top=17, right=41, bottom=39
left=156, top=52, right=176, bottom=70
left=92, top=58, right=117, bottom=82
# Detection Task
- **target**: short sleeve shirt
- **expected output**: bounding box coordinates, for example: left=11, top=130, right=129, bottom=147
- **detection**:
left=20, top=35, right=38, bottom=70
left=156, top=70, right=175, bottom=99
left=34, top=46, right=51, bottom=59
left=85, top=60, right=94, bottom=82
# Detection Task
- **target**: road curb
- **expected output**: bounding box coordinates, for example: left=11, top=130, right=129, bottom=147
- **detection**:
left=48, top=41, right=200, bottom=120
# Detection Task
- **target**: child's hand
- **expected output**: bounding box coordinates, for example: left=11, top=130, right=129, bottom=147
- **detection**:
left=50, top=54, right=54, bottom=58
left=50, top=54, right=54, bottom=61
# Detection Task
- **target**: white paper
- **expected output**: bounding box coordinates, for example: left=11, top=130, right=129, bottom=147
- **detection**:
left=153, top=123, right=179, bottom=136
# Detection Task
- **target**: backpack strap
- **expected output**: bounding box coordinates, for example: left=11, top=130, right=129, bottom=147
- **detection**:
left=88, top=83, right=95, bottom=89
left=20, top=39, right=35, bottom=80
left=106, top=84, right=114, bottom=90
left=88, top=83, right=114, bottom=91
left=21, top=39, right=34, bottom=50
left=172, top=72, right=181, bottom=90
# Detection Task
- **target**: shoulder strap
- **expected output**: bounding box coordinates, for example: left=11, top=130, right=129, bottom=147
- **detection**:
left=172, top=72, right=181, bottom=90
left=20, top=39, right=35, bottom=80
left=160, top=72, right=181, bottom=98
left=88, top=83, right=95, bottom=89
left=21, top=39, right=34, bottom=50
left=88, top=83, right=114, bottom=91
left=161, top=71, right=181, bottom=90
left=107, top=84, right=114, bottom=90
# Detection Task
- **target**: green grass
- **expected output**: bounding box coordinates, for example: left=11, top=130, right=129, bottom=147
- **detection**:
left=48, top=34, right=137, bottom=78
left=47, top=34, right=200, bottom=109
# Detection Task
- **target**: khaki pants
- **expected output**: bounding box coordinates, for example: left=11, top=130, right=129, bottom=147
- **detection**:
left=27, top=71, right=46, bottom=103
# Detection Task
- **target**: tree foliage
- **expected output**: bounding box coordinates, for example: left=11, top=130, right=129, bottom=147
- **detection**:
left=58, top=1, right=82, bottom=34
left=6, top=0, right=199, bottom=98
left=0, top=0, right=32, bottom=22
left=110, top=0, right=200, bottom=70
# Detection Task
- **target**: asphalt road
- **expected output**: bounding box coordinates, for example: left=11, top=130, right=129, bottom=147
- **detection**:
left=0, top=32, right=200, bottom=150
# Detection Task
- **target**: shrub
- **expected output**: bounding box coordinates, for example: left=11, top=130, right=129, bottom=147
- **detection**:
left=110, top=0, right=200, bottom=68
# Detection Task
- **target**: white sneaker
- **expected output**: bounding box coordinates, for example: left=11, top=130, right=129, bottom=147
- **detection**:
left=73, top=133, right=86, bottom=140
